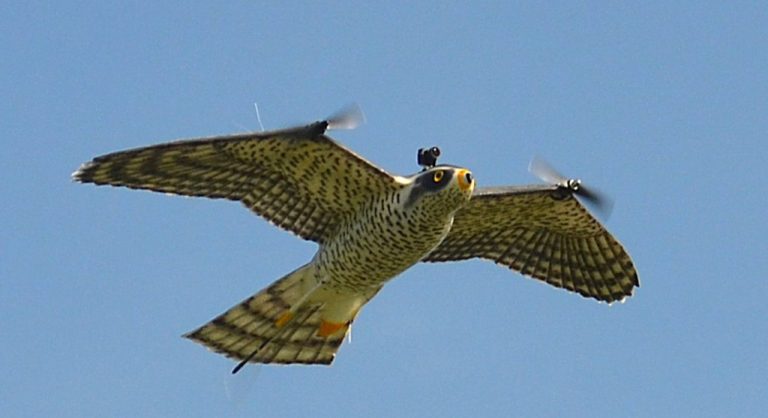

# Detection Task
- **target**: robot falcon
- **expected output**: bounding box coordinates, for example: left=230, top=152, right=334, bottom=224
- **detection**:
left=73, top=113, right=638, bottom=372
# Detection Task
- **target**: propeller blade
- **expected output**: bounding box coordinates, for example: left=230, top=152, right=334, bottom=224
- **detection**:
left=528, top=155, right=614, bottom=220
left=529, top=155, right=566, bottom=184
left=578, top=184, right=614, bottom=220
left=326, top=103, right=366, bottom=130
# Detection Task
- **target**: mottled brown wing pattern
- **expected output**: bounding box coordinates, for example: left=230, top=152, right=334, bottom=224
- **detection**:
left=73, top=123, right=397, bottom=243
left=424, top=185, right=638, bottom=303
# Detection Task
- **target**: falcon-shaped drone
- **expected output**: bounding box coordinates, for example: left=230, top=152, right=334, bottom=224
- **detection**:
left=73, top=113, right=638, bottom=372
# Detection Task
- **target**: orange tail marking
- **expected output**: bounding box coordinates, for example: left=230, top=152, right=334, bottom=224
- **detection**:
left=275, top=311, right=294, bottom=328
left=318, top=320, right=348, bottom=337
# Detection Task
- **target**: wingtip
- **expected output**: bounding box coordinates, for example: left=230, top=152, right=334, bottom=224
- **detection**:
left=605, top=288, right=638, bottom=306
left=71, top=163, right=88, bottom=183
left=72, top=159, right=101, bottom=184
left=603, top=276, right=640, bottom=305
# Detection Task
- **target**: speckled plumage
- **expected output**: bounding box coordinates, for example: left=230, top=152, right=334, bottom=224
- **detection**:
left=73, top=118, right=638, bottom=368
left=424, top=185, right=638, bottom=303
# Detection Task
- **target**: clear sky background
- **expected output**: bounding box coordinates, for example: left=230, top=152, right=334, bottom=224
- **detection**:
left=2, top=2, right=766, bottom=417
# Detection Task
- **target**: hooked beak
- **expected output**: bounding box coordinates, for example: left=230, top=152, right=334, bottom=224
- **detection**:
left=457, top=169, right=474, bottom=192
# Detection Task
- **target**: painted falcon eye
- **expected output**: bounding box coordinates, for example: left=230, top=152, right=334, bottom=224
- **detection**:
left=433, top=170, right=444, bottom=183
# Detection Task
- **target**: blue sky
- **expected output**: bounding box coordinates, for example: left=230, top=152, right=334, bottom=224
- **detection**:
left=2, top=2, right=766, bottom=417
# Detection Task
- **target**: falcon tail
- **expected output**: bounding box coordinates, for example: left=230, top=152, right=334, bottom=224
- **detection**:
left=184, top=264, right=351, bottom=370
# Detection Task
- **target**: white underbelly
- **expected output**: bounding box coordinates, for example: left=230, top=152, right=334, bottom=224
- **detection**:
left=315, top=211, right=454, bottom=291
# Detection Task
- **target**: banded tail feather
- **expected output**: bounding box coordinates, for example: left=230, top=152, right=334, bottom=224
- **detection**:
left=184, top=264, right=346, bottom=369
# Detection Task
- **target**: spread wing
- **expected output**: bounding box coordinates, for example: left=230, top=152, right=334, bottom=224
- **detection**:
left=73, top=122, right=398, bottom=244
left=423, top=185, right=639, bottom=303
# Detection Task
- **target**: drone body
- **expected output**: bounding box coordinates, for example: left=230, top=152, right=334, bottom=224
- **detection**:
left=73, top=117, right=638, bottom=370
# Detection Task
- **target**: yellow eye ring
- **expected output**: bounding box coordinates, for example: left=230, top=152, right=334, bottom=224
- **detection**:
left=433, top=170, right=444, bottom=183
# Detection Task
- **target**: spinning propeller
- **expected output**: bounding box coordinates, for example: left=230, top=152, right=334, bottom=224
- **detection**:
left=325, top=103, right=366, bottom=131
left=529, top=156, right=614, bottom=220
